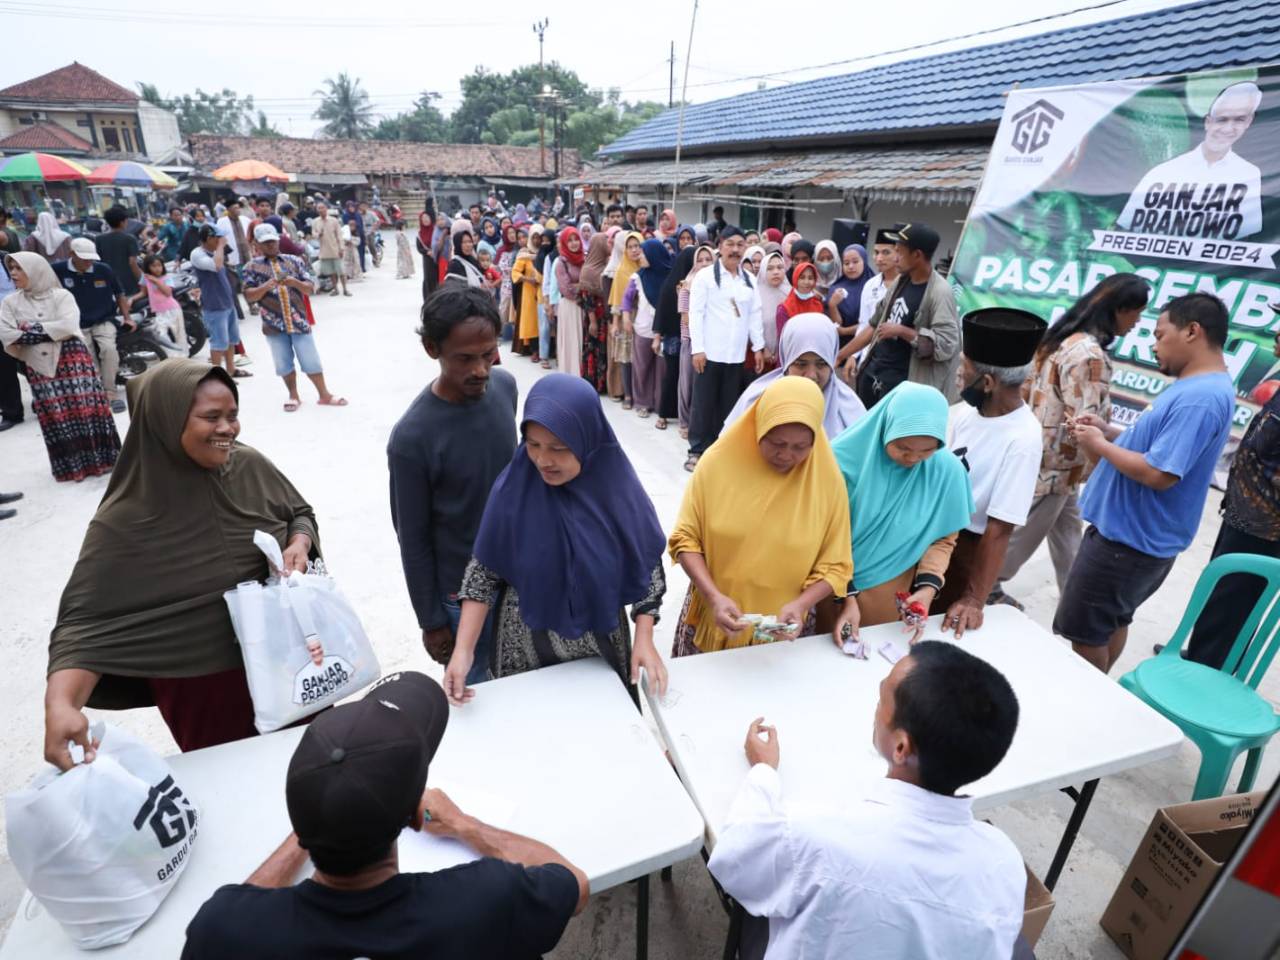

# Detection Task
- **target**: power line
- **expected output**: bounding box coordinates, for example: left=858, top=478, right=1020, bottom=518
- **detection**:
left=614, top=0, right=1139, bottom=95
left=0, top=1, right=497, bottom=29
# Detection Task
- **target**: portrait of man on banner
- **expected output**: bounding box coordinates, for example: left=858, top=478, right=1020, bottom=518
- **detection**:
left=1116, top=81, right=1264, bottom=240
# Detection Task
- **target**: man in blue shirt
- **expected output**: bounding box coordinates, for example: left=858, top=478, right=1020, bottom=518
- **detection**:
left=53, top=237, right=132, bottom=412
left=1054, top=293, right=1234, bottom=672
left=190, top=224, right=246, bottom=380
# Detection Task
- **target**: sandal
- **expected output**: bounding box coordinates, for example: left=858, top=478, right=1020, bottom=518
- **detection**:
left=541, top=360, right=552, bottom=369
left=318, top=396, right=349, bottom=406
left=655, top=418, right=668, bottom=430
left=622, top=399, right=634, bottom=411
left=283, top=399, right=300, bottom=412
left=232, top=369, right=253, bottom=378
left=679, top=426, right=689, bottom=439
left=683, top=454, right=699, bottom=473
left=637, top=408, right=650, bottom=419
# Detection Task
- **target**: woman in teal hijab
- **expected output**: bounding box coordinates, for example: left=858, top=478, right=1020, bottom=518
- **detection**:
left=829, top=382, right=974, bottom=643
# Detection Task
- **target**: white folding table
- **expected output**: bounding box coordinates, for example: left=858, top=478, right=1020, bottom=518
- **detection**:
left=645, top=606, right=1185, bottom=955
left=1, top=658, right=704, bottom=960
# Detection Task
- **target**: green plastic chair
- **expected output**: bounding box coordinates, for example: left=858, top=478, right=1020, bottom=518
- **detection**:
left=1119, top=553, right=1280, bottom=800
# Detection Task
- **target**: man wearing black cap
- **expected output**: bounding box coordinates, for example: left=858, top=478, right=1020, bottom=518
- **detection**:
left=936, top=308, right=1046, bottom=638
left=845, top=223, right=961, bottom=408
left=181, top=672, right=586, bottom=959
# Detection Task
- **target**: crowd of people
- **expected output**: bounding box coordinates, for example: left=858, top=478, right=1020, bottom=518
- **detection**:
left=7, top=184, right=1274, bottom=957
left=0, top=193, right=362, bottom=486
left=419, top=194, right=1251, bottom=679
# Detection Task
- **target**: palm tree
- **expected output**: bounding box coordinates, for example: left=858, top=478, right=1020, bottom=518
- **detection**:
left=313, top=74, right=375, bottom=140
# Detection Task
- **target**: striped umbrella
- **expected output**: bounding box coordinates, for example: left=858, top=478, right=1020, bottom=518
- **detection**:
left=0, top=152, right=93, bottom=182
left=87, top=160, right=179, bottom=189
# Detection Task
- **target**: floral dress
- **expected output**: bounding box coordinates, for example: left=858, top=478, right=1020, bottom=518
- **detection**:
left=458, top=558, right=665, bottom=690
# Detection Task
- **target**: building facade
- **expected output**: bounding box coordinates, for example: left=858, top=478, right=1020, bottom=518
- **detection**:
left=0, top=62, right=180, bottom=162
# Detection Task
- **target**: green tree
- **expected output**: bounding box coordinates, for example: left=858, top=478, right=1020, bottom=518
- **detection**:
left=450, top=62, right=594, bottom=143
left=249, top=110, right=283, bottom=138
left=135, top=84, right=257, bottom=136
left=314, top=73, right=375, bottom=140
left=370, top=91, right=450, bottom=143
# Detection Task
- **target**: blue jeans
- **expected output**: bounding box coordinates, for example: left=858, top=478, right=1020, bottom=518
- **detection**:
left=204, top=308, right=239, bottom=352
left=265, top=331, right=323, bottom=377
left=443, top=597, right=493, bottom=685
left=538, top=303, right=552, bottom=360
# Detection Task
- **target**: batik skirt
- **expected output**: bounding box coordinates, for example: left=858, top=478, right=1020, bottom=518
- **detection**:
left=29, top=338, right=120, bottom=482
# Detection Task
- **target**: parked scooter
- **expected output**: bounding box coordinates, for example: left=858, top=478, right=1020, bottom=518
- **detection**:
left=114, top=266, right=208, bottom=386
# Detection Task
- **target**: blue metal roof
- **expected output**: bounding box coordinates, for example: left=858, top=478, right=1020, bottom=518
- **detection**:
left=601, top=0, right=1280, bottom=157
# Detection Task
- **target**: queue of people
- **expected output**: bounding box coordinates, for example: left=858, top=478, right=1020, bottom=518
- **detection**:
left=11, top=190, right=1262, bottom=959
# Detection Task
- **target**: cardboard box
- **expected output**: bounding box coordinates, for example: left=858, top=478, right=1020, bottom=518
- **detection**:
left=1100, top=790, right=1266, bottom=960
left=1022, top=863, right=1056, bottom=948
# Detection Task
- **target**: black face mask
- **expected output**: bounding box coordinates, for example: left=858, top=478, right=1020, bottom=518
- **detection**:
left=960, top=376, right=989, bottom=409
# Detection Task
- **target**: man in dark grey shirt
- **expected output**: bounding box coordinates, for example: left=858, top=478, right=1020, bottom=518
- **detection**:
left=389, top=287, right=517, bottom=683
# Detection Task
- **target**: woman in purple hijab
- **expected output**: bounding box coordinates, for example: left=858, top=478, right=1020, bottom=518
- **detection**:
left=444, top=373, right=669, bottom=705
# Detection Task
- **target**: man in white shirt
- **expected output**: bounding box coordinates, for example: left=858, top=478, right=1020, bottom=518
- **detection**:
left=216, top=197, right=254, bottom=318
left=709, top=640, right=1026, bottom=960
left=687, top=226, right=764, bottom=470
left=1117, top=81, right=1263, bottom=240
left=858, top=226, right=901, bottom=332
left=938, top=308, right=1047, bottom=637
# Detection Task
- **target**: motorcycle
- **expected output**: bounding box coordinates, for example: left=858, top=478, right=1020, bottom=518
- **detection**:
left=114, top=266, right=208, bottom=386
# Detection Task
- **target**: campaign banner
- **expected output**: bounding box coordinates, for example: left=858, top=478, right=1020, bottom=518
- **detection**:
left=950, top=65, right=1280, bottom=430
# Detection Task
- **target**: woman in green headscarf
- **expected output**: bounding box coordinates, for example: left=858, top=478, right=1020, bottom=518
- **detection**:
left=829, top=382, right=973, bottom=643
left=43, top=359, right=320, bottom=769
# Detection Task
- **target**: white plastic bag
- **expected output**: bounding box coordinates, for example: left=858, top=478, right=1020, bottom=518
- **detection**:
left=224, top=530, right=380, bottom=733
left=5, top=723, right=199, bottom=949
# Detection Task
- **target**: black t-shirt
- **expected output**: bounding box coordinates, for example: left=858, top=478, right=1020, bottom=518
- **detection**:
left=858, top=279, right=926, bottom=406
left=94, top=230, right=141, bottom=295
left=181, top=859, right=578, bottom=960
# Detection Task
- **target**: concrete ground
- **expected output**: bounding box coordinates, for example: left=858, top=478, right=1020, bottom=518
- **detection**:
left=1, top=252, right=1276, bottom=958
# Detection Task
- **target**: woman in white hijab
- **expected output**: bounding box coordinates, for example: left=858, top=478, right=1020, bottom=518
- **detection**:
left=723, top=312, right=866, bottom=438
left=22, top=211, right=72, bottom=262
left=0, top=252, right=119, bottom=480
left=755, top=250, right=791, bottom=368
left=813, top=239, right=841, bottom=297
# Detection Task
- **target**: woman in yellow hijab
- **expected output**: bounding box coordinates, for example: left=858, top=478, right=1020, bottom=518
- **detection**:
left=668, top=376, right=852, bottom=654
left=608, top=231, right=644, bottom=408
left=512, top=224, right=544, bottom=356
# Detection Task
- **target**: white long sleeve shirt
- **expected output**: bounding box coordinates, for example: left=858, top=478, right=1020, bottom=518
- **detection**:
left=708, top=765, right=1026, bottom=960
left=688, top=260, right=763, bottom=363
left=215, top=214, right=252, bottom=266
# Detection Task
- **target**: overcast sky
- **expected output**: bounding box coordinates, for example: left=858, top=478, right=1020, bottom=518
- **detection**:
left=5, top=0, right=1192, bottom=138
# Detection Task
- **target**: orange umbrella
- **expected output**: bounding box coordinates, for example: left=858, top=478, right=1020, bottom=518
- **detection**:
left=211, top=159, right=289, bottom=182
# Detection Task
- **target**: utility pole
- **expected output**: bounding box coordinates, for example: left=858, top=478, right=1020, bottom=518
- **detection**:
left=532, top=18, right=550, bottom=173
left=668, top=41, right=675, bottom=108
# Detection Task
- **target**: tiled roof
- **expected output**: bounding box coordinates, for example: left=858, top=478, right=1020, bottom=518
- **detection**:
left=0, top=121, right=95, bottom=154
left=603, top=0, right=1280, bottom=157
left=189, top=135, right=582, bottom=181
left=565, top=143, right=991, bottom=204
left=0, top=62, right=137, bottom=104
